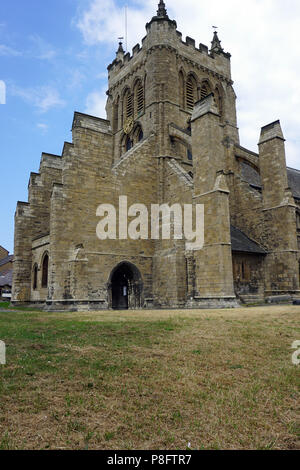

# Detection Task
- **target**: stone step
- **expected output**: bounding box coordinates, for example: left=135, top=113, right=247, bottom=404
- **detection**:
left=239, top=294, right=264, bottom=304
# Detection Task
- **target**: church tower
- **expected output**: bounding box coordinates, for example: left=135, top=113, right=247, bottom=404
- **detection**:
left=106, top=1, right=239, bottom=165
left=103, top=2, right=240, bottom=307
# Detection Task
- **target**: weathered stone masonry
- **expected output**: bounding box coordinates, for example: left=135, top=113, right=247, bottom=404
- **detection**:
left=12, top=2, right=300, bottom=309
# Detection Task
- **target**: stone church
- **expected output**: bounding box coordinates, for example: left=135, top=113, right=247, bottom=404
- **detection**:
left=12, top=1, right=300, bottom=310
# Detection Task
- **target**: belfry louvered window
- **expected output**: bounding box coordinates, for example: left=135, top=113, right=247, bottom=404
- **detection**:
left=126, top=91, right=133, bottom=118
left=186, top=76, right=197, bottom=111
left=179, top=71, right=185, bottom=108
left=136, top=81, right=144, bottom=116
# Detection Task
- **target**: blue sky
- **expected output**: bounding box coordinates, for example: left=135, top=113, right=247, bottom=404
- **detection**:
left=1, top=0, right=300, bottom=254
left=0, top=0, right=115, bottom=253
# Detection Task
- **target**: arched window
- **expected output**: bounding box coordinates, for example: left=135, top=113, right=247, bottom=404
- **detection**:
left=123, top=88, right=133, bottom=124
left=187, top=149, right=193, bottom=161
left=33, top=264, right=38, bottom=290
left=138, top=129, right=143, bottom=141
left=179, top=70, right=185, bottom=108
left=126, top=136, right=133, bottom=152
left=186, top=118, right=191, bottom=134
left=41, top=253, right=48, bottom=288
left=186, top=75, right=197, bottom=111
left=132, top=124, right=143, bottom=145
left=134, top=80, right=144, bottom=118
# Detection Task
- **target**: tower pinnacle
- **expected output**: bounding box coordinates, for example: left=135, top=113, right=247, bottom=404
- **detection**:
left=146, top=0, right=176, bottom=28
left=157, top=1, right=168, bottom=18
left=117, top=41, right=124, bottom=54
left=116, top=40, right=124, bottom=61
left=210, top=31, right=224, bottom=54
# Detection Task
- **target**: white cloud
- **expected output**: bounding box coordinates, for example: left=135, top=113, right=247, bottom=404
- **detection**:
left=0, top=80, right=6, bottom=104
left=29, top=34, right=57, bottom=60
left=0, top=44, right=20, bottom=56
left=85, top=88, right=107, bottom=117
left=11, top=85, right=66, bottom=113
left=38, top=50, right=56, bottom=60
left=67, top=69, right=86, bottom=90
left=76, top=0, right=152, bottom=48
left=37, top=123, right=49, bottom=133
left=76, top=0, right=300, bottom=168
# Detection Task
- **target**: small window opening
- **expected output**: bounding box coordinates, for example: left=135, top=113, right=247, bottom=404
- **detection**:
left=42, top=254, right=49, bottom=288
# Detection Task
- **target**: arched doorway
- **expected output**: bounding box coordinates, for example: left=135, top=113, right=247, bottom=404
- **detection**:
left=109, top=262, right=143, bottom=310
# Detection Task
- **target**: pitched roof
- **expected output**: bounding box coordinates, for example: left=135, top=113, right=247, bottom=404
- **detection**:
left=0, top=269, right=13, bottom=287
left=241, top=162, right=300, bottom=199
left=240, top=162, right=261, bottom=189
left=230, top=226, right=266, bottom=254
left=287, top=167, right=300, bottom=200
left=0, top=255, right=13, bottom=267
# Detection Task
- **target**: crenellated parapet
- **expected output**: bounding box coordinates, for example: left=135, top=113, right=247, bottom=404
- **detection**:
left=108, top=2, right=231, bottom=86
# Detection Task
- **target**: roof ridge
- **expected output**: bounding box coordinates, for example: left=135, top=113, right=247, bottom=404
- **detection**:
left=287, top=166, right=300, bottom=173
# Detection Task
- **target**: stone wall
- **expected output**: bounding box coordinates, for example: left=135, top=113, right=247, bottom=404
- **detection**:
left=0, top=247, right=9, bottom=260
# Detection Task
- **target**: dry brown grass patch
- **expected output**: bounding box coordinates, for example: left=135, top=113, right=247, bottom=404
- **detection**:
left=0, top=305, right=299, bottom=449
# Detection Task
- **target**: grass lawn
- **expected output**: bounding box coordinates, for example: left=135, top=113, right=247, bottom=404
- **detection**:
left=0, top=305, right=299, bottom=450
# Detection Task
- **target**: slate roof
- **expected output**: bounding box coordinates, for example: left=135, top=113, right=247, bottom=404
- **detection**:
left=241, top=162, right=300, bottom=199
left=0, top=269, right=13, bottom=287
left=287, top=167, right=300, bottom=200
left=230, top=226, right=266, bottom=254
left=0, top=255, right=13, bottom=268
left=240, top=162, right=261, bottom=189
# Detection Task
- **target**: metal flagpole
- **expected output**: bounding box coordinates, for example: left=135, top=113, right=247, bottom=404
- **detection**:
left=125, top=4, right=128, bottom=51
